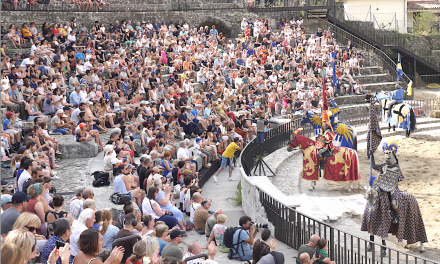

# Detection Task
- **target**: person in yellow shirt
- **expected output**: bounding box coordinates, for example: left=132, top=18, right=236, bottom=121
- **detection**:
left=213, top=137, right=243, bottom=183
left=21, top=23, right=34, bottom=44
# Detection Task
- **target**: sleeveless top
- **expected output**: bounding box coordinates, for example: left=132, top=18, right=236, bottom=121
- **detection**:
left=142, top=198, right=160, bottom=219
left=114, top=175, right=129, bottom=194
left=25, top=198, right=39, bottom=214
left=73, top=252, right=96, bottom=264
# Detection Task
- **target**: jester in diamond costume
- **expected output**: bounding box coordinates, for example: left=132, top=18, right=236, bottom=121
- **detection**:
left=361, top=140, right=427, bottom=255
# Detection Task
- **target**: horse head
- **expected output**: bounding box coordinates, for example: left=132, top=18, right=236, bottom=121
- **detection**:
left=301, top=111, right=311, bottom=124
left=287, top=128, right=303, bottom=152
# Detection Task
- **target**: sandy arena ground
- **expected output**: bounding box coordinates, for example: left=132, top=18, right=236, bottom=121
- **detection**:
left=357, top=135, right=440, bottom=253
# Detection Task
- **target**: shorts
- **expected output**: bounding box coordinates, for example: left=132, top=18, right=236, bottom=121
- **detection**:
left=220, top=156, right=232, bottom=168
left=5, top=129, right=18, bottom=135
left=128, top=191, right=132, bottom=199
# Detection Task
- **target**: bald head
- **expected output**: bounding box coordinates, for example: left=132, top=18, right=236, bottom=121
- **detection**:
left=214, top=208, right=224, bottom=217
left=299, top=252, right=310, bottom=264
left=310, top=234, right=320, bottom=246
left=187, top=242, right=201, bottom=255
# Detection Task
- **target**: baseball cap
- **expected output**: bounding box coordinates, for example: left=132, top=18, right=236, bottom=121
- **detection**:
left=170, top=229, right=186, bottom=239
left=5, top=112, right=14, bottom=118
left=79, top=123, right=87, bottom=128
left=56, top=109, right=64, bottom=114
left=104, top=145, right=113, bottom=152
left=196, top=138, right=202, bottom=143
left=12, top=191, right=32, bottom=204
left=1, top=194, right=12, bottom=206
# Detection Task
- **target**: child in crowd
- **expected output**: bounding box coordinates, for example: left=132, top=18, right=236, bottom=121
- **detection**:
left=318, top=238, right=329, bottom=264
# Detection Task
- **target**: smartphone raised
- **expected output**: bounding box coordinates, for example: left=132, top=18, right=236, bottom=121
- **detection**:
left=56, top=240, right=66, bottom=249
left=315, top=249, right=320, bottom=259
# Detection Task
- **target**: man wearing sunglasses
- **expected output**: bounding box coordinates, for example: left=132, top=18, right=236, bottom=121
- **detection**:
left=22, top=167, right=44, bottom=195
left=1, top=191, right=31, bottom=235
left=161, top=229, right=186, bottom=260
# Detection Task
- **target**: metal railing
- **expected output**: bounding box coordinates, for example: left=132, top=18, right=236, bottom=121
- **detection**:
left=335, top=9, right=440, bottom=67
left=240, top=115, right=438, bottom=264
left=310, top=16, right=412, bottom=86
left=420, top=74, right=440, bottom=88
left=405, top=99, right=438, bottom=117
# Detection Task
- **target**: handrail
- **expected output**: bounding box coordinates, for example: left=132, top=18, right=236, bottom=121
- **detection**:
left=239, top=113, right=437, bottom=264
left=336, top=9, right=440, bottom=68
left=308, top=15, right=412, bottom=87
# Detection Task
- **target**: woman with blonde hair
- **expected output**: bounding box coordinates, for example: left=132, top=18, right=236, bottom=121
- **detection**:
left=127, top=239, right=161, bottom=264
left=1, top=243, right=25, bottom=264
left=206, top=214, right=229, bottom=253
left=100, top=210, right=119, bottom=250
left=4, top=229, right=38, bottom=263
left=13, top=212, right=47, bottom=253
left=154, top=224, right=170, bottom=255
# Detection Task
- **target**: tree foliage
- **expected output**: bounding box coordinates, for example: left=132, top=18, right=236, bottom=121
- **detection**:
left=414, top=9, right=438, bottom=35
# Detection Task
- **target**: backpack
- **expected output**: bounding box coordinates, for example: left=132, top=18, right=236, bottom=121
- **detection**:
left=45, top=210, right=68, bottom=238
left=223, top=227, right=245, bottom=254
left=92, top=171, right=110, bottom=187
left=270, top=252, right=285, bottom=264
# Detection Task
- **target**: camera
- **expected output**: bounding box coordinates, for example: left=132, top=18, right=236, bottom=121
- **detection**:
left=251, top=222, right=268, bottom=228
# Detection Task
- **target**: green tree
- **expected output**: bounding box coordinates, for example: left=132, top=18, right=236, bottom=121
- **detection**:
left=414, top=9, right=437, bottom=35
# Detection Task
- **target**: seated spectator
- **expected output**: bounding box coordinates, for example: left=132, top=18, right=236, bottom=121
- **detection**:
left=1, top=191, right=31, bottom=235
left=193, top=199, right=213, bottom=232
left=154, top=223, right=170, bottom=255
left=4, top=229, right=38, bottom=263
left=1, top=243, right=25, bottom=264
left=205, top=209, right=225, bottom=242
left=153, top=178, right=187, bottom=228
left=70, top=208, right=95, bottom=257
left=114, top=164, right=144, bottom=206
left=142, top=186, right=178, bottom=229
left=297, top=234, right=335, bottom=264
left=51, top=109, right=72, bottom=135
left=40, top=218, right=72, bottom=264
left=206, top=213, right=229, bottom=253
left=127, top=237, right=161, bottom=264
left=70, top=188, right=93, bottom=220
left=190, top=192, right=202, bottom=224
left=141, top=214, right=156, bottom=237
left=231, top=216, right=259, bottom=261
left=12, top=211, right=47, bottom=254
left=252, top=229, right=278, bottom=263
left=183, top=241, right=219, bottom=264
left=73, top=228, right=124, bottom=264
left=100, top=210, right=120, bottom=250
left=161, top=229, right=186, bottom=260
left=115, top=213, right=140, bottom=264
left=1, top=194, right=13, bottom=213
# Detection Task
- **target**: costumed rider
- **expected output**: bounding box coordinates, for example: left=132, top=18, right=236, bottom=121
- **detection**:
left=386, top=85, right=404, bottom=120
left=316, top=110, right=335, bottom=170
left=367, top=139, right=403, bottom=254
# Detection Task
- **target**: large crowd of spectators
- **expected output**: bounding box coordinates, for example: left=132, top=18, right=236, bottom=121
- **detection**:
left=0, top=14, right=367, bottom=264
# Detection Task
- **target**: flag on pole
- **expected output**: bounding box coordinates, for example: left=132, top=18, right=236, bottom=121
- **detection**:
left=367, top=105, right=382, bottom=157
left=397, top=53, right=403, bottom=81
left=332, top=61, right=337, bottom=89
left=322, top=77, right=328, bottom=111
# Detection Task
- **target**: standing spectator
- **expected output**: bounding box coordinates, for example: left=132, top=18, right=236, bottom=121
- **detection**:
left=297, top=234, right=335, bottom=264
left=213, top=137, right=243, bottom=182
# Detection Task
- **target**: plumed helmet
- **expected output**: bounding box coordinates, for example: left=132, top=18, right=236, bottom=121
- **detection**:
left=382, top=138, right=399, bottom=153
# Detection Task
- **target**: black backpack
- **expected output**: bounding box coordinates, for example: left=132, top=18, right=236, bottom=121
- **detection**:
left=224, top=227, right=246, bottom=257
left=92, top=171, right=110, bottom=187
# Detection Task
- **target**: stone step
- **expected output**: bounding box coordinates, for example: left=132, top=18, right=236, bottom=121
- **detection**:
left=359, top=66, right=382, bottom=75
left=354, top=73, right=391, bottom=85
left=363, top=81, right=399, bottom=91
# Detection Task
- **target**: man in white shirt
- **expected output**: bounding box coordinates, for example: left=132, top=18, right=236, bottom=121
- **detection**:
left=17, top=159, right=34, bottom=192
left=176, top=140, right=198, bottom=176
left=348, top=54, right=361, bottom=76
left=20, top=54, right=35, bottom=69
left=190, top=192, right=202, bottom=223
left=70, top=102, right=85, bottom=124
left=67, top=31, right=76, bottom=44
